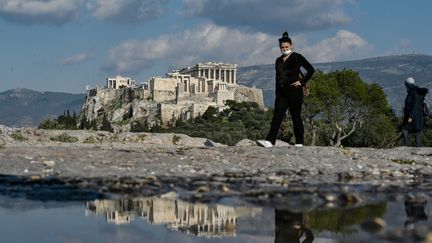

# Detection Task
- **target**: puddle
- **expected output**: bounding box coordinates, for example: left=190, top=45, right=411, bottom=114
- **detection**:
left=0, top=194, right=430, bottom=242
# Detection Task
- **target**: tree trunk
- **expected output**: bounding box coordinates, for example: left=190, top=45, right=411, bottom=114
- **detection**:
left=311, top=129, right=317, bottom=146
left=310, top=118, right=317, bottom=146
left=332, top=121, right=357, bottom=147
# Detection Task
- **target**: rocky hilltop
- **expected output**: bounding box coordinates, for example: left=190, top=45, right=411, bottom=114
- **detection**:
left=80, top=64, right=264, bottom=132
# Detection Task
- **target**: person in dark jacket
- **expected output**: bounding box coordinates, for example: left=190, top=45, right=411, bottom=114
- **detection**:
left=402, top=77, right=429, bottom=147
left=257, top=32, right=315, bottom=148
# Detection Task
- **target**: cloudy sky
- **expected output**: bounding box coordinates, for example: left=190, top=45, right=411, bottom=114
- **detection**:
left=1, top=0, right=431, bottom=93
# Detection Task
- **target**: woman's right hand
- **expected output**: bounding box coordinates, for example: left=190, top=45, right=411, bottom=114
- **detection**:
left=290, top=80, right=302, bottom=88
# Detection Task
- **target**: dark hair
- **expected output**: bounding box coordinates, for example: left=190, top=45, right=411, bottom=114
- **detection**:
left=278, top=32, right=292, bottom=45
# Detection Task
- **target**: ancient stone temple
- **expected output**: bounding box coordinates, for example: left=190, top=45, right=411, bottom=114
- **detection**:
left=81, top=62, right=264, bottom=131
left=86, top=197, right=262, bottom=237
left=106, top=75, right=136, bottom=89
left=178, top=62, right=237, bottom=84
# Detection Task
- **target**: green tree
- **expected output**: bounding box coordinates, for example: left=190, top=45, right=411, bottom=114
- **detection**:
left=303, top=71, right=340, bottom=145
left=38, top=109, right=78, bottom=130
left=38, top=119, right=59, bottom=129
left=130, top=119, right=150, bottom=132
left=161, top=100, right=268, bottom=145
left=100, top=114, right=113, bottom=132
left=303, top=70, right=397, bottom=147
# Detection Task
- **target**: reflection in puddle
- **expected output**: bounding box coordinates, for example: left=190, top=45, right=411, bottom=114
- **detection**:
left=0, top=194, right=430, bottom=242
left=84, top=195, right=392, bottom=242
left=86, top=196, right=262, bottom=238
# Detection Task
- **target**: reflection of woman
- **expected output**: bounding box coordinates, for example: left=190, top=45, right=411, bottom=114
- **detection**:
left=275, top=210, right=314, bottom=243
left=258, top=32, right=315, bottom=148
left=404, top=199, right=428, bottom=231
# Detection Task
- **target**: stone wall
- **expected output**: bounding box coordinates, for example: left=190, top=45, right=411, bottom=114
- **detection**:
left=213, top=90, right=235, bottom=106
left=191, top=103, right=218, bottom=118
left=228, top=85, right=264, bottom=107
left=160, top=103, right=190, bottom=125
left=150, top=77, right=178, bottom=102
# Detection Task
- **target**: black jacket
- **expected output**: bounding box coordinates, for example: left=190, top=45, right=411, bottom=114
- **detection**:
left=403, top=84, right=429, bottom=132
left=275, top=52, right=315, bottom=93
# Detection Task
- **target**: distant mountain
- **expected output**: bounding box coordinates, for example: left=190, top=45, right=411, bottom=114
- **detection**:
left=237, top=54, right=432, bottom=114
left=0, top=88, right=85, bottom=127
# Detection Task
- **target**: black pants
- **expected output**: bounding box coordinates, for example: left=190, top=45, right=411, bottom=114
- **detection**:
left=402, top=129, right=421, bottom=147
left=266, top=89, right=304, bottom=145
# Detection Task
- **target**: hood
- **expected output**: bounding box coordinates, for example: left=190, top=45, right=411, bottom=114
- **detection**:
left=406, top=84, right=428, bottom=96
left=416, top=87, right=429, bottom=96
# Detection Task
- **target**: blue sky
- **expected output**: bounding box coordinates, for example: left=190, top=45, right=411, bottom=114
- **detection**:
left=0, top=0, right=431, bottom=93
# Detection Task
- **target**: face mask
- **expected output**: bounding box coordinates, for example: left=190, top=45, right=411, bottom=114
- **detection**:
left=281, top=49, right=292, bottom=56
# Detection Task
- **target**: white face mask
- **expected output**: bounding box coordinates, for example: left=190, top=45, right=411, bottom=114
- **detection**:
left=281, top=49, right=292, bottom=56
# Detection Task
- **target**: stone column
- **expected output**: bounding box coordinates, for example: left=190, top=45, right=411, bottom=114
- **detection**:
left=233, top=69, right=237, bottom=84
left=218, top=69, right=221, bottom=81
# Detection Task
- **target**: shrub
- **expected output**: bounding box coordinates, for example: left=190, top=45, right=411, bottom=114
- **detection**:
left=38, top=110, right=78, bottom=130
left=49, top=133, right=79, bottom=143
left=172, top=135, right=181, bottom=145
left=83, top=136, right=98, bottom=143
left=10, top=130, right=27, bottom=141
left=137, top=134, right=146, bottom=142
left=38, top=119, right=59, bottom=129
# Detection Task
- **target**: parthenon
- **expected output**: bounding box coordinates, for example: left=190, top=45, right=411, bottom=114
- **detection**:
left=82, top=61, right=264, bottom=130
left=179, top=62, right=237, bottom=84
left=86, top=197, right=262, bottom=237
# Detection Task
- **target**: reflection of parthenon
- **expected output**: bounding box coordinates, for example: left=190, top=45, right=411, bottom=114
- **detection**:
left=179, top=62, right=237, bottom=84
left=86, top=196, right=262, bottom=238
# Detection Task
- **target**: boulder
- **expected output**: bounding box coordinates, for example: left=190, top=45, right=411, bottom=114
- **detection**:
left=236, top=139, right=256, bottom=146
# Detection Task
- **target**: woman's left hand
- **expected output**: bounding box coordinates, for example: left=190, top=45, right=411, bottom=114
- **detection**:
left=290, top=81, right=302, bottom=88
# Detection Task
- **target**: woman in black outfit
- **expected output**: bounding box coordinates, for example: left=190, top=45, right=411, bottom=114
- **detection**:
left=258, top=32, right=315, bottom=147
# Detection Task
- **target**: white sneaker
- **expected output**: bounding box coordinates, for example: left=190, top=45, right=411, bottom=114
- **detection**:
left=294, top=144, right=303, bottom=147
left=257, top=140, right=273, bottom=148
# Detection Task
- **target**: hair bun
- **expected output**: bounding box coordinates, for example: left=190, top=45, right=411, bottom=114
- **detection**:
left=282, top=32, right=289, bottom=37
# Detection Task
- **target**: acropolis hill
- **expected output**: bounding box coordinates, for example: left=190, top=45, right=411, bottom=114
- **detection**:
left=80, top=62, right=264, bottom=131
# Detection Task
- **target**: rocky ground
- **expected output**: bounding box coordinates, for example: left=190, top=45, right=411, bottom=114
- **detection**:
left=2, top=127, right=432, bottom=242
left=0, top=127, right=431, bottom=201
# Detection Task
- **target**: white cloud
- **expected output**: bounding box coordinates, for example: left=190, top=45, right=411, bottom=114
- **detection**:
left=299, top=30, right=371, bottom=63
left=0, top=0, right=169, bottom=25
left=384, top=39, right=420, bottom=56
left=0, top=0, right=83, bottom=24
left=60, top=52, right=93, bottom=65
left=181, top=0, right=353, bottom=33
left=103, top=25, right=371, bottom=74
left=103, top=23, right=281, bottom=74
left=87, top=0, right=169, bottom=23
